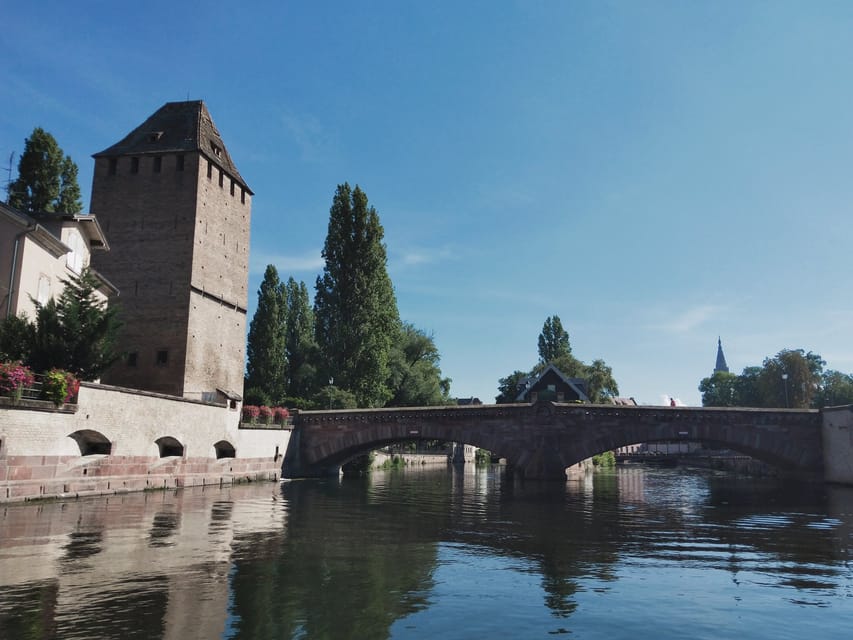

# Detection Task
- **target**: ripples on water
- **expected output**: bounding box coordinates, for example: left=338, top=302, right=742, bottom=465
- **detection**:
left=0, top=466, right=851, bottom=639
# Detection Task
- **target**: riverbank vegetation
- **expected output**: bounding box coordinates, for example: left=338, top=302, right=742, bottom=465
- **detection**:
left=699, top=348, right=853, bottom=408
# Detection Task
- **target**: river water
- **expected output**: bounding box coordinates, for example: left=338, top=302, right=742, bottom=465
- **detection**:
left=1, top=465, right=851, bottom=640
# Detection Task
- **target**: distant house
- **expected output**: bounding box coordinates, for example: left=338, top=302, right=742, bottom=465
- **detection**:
left=455, top=397, right=482, bottom=406
left=515, top=363, right=590, bottom=403
left=0, top=202, right=117, bottom=321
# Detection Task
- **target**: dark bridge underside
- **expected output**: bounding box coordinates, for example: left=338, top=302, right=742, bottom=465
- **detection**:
left=282, top=402, right=824, bottom=480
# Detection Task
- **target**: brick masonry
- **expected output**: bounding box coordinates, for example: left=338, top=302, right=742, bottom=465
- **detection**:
left=0, top=383, right=290, bottom=502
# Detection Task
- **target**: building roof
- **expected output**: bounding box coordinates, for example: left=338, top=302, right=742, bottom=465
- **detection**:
left=93, top=100, right=252, bottom=193
left=515, top=363, right=591, bottom=403
left=714, top=337, right=729, bottom=373
left=0, top=201, right=71, bottom=257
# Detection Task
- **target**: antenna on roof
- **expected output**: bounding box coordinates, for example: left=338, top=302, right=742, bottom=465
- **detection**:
left=4, top=152, right=13, bottom=204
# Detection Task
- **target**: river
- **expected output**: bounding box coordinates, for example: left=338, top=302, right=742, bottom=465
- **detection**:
left=1, top=465, right=851, bottom=639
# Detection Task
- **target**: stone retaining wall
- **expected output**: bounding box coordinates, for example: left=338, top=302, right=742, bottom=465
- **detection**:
left=0, top=382, right=290, bottom=502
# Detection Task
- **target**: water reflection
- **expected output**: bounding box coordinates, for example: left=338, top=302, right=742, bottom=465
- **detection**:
left=0, top=467, right=851, bottom=639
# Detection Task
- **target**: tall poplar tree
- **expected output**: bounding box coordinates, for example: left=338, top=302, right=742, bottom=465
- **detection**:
left=9, top=127, right=82, bottom=213
left=538, top=316, right=571, bottom=363
left=245, top=265, right=287, bottom=404
left=314, top=183, right=399, bottom=407
left=283, top=277, right=318, bottom=400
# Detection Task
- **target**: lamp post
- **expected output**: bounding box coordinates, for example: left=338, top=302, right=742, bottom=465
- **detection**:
left=782, top=373, right=789, bottom=408
left=328, top=377, right=334, bottom=410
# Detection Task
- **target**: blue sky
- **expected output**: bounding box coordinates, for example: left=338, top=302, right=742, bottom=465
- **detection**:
left=3, top=1, right=852, bottom=405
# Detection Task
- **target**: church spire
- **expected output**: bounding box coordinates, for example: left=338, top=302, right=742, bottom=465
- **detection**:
left=714, top=337, right=729, bottom=373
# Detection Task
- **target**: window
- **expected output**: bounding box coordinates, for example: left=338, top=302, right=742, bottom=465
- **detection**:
left=147, top=131, right=163, bottom=142
left=219, top=169, right=224, bottom=188
left=176, top=154, right=185, bottom=171
left=131, top=157, right=139, bottom=174
left=211, top=143, right=222, bottom=157
left=207, top=159, right=212, bottom=179
left=240, top=189, right=246, bottom=204
left=156, top=349, right=169, bottom=366
left=108, top=158, right=117, bottom=175
left=37, top=274, right=50, bottom=305
left=66, top=229, right=85, bottom=274
left=127, top=352, right=138, bottom=367
left=153, top=156, right=162, bottom=173
left=230, top=179, right=235, bottom=196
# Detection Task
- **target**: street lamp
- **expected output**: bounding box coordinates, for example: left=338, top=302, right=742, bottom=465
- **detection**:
left=782, top=373, right=789, bottom=408
left=328, top=376, right=334, bottom=410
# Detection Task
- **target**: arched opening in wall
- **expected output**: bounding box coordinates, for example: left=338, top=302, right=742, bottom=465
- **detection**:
left=156, top=436, right=184, bottom=458
left=214, top=440, right=236, bottom=459
left=68, top=430, right=112, bottom=456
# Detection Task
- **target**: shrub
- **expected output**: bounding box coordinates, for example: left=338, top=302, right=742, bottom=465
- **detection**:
left=64, top=372, right=80, bottom=403
left=0, top=361, right=35, bottom=399
left=273, top=406, right=290, bottom=423
left=41, top=368, right=70, bottom=406
left=258, top=405, right=274, bottom=424
left=242, top=405, right=260, bottom=423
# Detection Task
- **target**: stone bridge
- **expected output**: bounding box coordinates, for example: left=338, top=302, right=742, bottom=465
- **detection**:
left=282, top=402, right=824, bottom=480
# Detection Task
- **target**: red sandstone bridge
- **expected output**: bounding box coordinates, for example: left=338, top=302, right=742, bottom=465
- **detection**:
left=282, top=402, right=823, bottom=480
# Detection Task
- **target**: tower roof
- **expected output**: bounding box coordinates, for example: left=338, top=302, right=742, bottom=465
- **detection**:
left=714, top=337, right=729, bottom=373
left=93, top=100, right=251, bottom=193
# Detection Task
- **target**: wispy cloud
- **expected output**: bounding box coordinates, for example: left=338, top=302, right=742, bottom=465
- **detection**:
left=648, top=304, right=723, bottom=333
left=279, top=109, right=335, bottom=163
left=250, top=250, right=324, bottom=276
left=393, top=245, right=457, bottom=267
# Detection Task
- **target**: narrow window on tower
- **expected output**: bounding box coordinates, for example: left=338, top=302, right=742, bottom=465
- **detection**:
left=240, top=189, right=246, bottom=204
left=176, top=154, right=185, bottom=171
left=131, top=157, right=139, bottom=174
left=207, top=159, right=213, bottom=179
left=219, top=169, right=224, bottom=188
left=108, top=158, right=117, bottom=176
left=153, top=156, right=162, bottom=173
left=230, top=179, right=235, bottom=196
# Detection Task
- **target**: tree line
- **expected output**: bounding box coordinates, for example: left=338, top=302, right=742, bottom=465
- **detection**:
left=495, top=315, right=619, bottom=404
left=245, top=183, right=451, bottom=410
left=699, top=348, right=853, bottom=408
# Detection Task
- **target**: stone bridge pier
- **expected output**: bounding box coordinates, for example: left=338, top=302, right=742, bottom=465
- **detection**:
left=282, top=402, right=825, bottom=481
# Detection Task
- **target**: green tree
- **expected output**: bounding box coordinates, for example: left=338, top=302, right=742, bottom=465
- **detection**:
left=0, top=314, right=34, bottom=361
left=8, top=127, right=82, bottom=213
left=734, top=366, right=763, bottom=406
left=245, top=265, right=287, bottom=404
left=27, top=268, right=120, bottom=379
left=386, top=322, right=451, bottom=406
left=496, top=370, right=529, bottom=403
left=538, top=315, right=571, bottom=364
left=584, top=358, right=619, bottom=403
left=816, top=370, right=853, bottom=408
left=283, top=277, right=318, bottom=400
left=699, top=370, right=739, bottom=406
left=757, top=349, right=823, bottom=408
left=314, top=184, right=399, bottom=407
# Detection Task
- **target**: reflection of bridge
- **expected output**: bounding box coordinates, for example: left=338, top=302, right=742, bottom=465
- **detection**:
left=283, top=402, right=823, bottom=480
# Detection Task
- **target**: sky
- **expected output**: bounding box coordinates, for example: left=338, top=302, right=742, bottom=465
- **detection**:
left=2, top=1, right=852, bottom=406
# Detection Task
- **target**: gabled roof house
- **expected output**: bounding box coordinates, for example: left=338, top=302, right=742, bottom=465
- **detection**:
left=0, top=202, right=116, bottom=321
left=515, top=363, right=591, bottom=403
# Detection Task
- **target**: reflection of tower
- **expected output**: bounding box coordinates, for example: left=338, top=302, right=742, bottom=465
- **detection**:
left=714, top=337, right=729, bottom=374
left=90, top=101, right=252, bottom=399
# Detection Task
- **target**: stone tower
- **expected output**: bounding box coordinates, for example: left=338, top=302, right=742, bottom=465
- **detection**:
left=90, top=101, right=252, bottom=400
